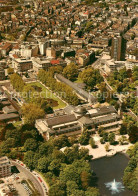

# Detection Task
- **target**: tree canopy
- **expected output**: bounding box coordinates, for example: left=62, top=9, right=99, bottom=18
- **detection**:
left=21, top=103, right=45, bottom=125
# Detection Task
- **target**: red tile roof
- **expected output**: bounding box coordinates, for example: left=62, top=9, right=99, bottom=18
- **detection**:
left=13, top=54, right=18, bottom=59
left=50, top=59, right=60, bottom=65
left=1, top=43, right=12, bottom=50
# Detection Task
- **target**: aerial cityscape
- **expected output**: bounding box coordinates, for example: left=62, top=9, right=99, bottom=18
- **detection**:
left=0, top=0, right=137, bottom=195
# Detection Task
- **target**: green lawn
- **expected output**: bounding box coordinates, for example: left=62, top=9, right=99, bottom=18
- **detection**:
left=74, top=78, right=83, bottom=83
left=27, top=82, right=66, bottom=110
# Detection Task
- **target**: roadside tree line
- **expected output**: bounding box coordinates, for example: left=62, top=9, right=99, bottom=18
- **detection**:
left=38, top=69, right=79, bottom=106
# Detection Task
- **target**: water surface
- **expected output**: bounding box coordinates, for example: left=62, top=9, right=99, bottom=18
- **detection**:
left=90, top=153, right=136, bottom=196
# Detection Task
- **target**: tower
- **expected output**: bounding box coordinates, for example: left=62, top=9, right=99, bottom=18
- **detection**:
left=111, top=36, right=126, bottom=61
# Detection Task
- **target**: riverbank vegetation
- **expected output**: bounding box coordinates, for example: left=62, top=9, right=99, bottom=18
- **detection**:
left=123, top=142, right=138, bottom=194
left=119, top=115, right=138, bottom=144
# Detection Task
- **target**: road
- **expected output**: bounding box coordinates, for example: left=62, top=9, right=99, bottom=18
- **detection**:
left=11, top=160, right=46, bottom=196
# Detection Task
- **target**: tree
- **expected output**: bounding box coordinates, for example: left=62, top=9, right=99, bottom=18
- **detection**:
left=24, top=138, right=38, bottom=151
left=23, top=85, right=35, bottom=102
left=63, top=63, right=78, bottom=81
left=37, top=157, right=49, bottom=172
left=24, top=151, right=35, bottom=170
left=59, top=160, right=91, bottom=186
left=118, top=67, right=128, bottom=82
left=66, top=181, right=79, bottom=195
left=79, top=148, right=91, bottom=161
left=22, top=103, right=45, bottom=125
left=89, top=138, right=96, bottom=148
left=85, top=187, right=100, bottom=196
left=98, top=127, right=104, bottom=136
left=132, top=66, right=138, bottom=81
left=48, top=159, right=61, bottom=176
left=127, top=124, right=138, bottom=144
left=4, top=138, right=16, bottom=148
left=72, top=189, right=85, bottom=196
left=38, top=69, right=79, bottom=105
left=7, top=68, right=14, bottom=75
left=97, top=82, right=107, bottom=93
left=100, top=138, right=105, bottom=144
left=5, top=129, right=21, bottom=146
left=97, top=92, right=105, bottom=103
left=123, top=143, right=138, bottom=194
left=39, top=143, right=48, bottom=156
left=79, top=129, right=90, bottom=145
left=21, top=131, right=34, bottom=145
left=64, top=145, right=80, bottom=164
left=31, top=97, right=53, bottom=114
left=86, top=21, right=93, bottom=30
left=53, top=135, right=70, bottom=149
left=33, top=153, right=41, bottom=168
left=80, top=171, right=91, bottom=190
left=69, top=136, right=78, bottom=145
left=79, top=68, right=103, bottom=90
left=105, top=143, right=110, bottom=152
left=118, top=136, right=128, bottom=145
left=108, top=133, right=115, bottom=145
left=116, top=82, right=124, bottom=92
left=40, top=99, right=53, bottom=114
left=102, top=132, right=108, bottom=142
left=0, top=142, right=10, bottom=155
left=49, top=182, right=66, bottom=196
left=49, top=65, right=63, bottom=75
left=52, top=149, right=66, bottom=163
left=10, top=73, right=25, bottom=92
left=119, top=124, right=127, bottom=135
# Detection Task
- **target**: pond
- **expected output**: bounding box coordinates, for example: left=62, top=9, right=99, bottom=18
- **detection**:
left=90, top=153, right=136, bottom=196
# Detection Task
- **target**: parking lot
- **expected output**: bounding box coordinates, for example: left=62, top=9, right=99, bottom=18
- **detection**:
left=11, top=160, right=48, bottom=196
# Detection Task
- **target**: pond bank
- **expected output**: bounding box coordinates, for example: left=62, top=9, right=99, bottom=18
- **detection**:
left=79, top=134, right=133, bottom=160
left=90, top=153, right=136, bottom=196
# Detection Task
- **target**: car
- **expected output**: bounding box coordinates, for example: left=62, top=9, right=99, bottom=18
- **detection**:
left=38, top=177, right=42, bottom=183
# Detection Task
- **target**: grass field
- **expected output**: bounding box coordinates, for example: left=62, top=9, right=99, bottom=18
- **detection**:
left=27, top=82, right=66, bottom=110
left=74, top=78, right=83, bottom=83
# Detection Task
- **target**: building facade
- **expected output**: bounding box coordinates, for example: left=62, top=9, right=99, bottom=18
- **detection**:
left=111, top=36, right=126, bottom=61
left=0, top=156, right=11, bottom=178
left=35, top=105, right=122, bottom=140
left=12, top=58, right=32, bottom=73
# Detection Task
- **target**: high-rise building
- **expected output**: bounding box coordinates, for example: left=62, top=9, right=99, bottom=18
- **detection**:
left=111, top=36, right=126, bottom=61
left=0, top=156, right=11, bottom=178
